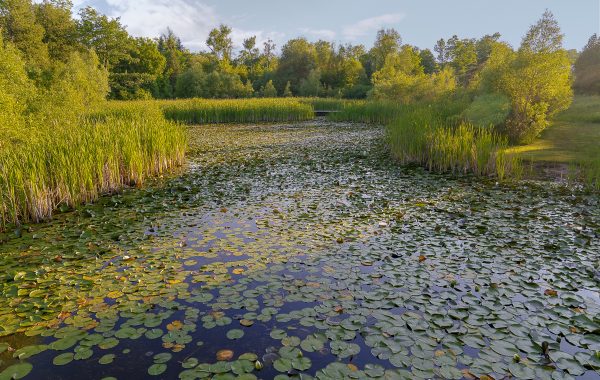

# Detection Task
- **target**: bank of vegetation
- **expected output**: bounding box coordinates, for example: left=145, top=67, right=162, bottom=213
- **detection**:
left=1, top=0, right=599, bottom=229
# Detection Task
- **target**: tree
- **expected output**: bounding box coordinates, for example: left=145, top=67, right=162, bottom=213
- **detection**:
left=0, top=0, right=49, bottom=68
left=34, top=0, right=77, bottom=62
left=370, top=46, right=456, bottom=103
left=475, top=33, right=501, bottom=64
left=419, top=49, right=438, bottom=74
left=157, top=28, right=189, bottom=98
left=262, top=38, right=277, bottom=70
left=367, top=28, right=401, bottom=75
left=446, top=36, right=478, bottom=86
left=434, top=39, right=448, bottom=67
left=299, top=68, right=322, bottom=97
left=574, top=34, right=600, bottom=94
left=174, top=63, right=205, bottom=98
left=261, top=79, right=278, bottom=97
left=480, top=12, right=573, bottom=143
left=283, top=81, right=293, bottom=97
left=521, top=10, right=563, bottom=54
left=0, top=35, right=35, bottom=131
left=77, top=7, right=130, bottom=70
left=43, top=49, right=109, bottom=118
left=206, top=24, right=233, bottom=61
left=238, top=36, right=259, bottom=66
left=110, top=37, right=166, bottom=99
left=274, top=38, right=317, bottom=94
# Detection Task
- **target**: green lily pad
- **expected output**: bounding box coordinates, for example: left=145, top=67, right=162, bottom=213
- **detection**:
left=99, top=354, right=116, bottom=365
left=0, top=363, right=33, bottom=380
left=148, top=363, right=167, bottom=376
left=53, top=353, right=74, bottom=366
left=226, top=329, right=244, bottom=340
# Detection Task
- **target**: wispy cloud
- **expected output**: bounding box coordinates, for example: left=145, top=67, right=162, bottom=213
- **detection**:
left=343, top=13, right=406, bottom=40
left=103, top=0, right=218, bottom=49
left=87, top=0, right=278, bottom=51
left=298, top=28, right=337, bottom=41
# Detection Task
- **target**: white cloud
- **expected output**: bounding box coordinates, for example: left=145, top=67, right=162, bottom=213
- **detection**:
left=103, top=0, right=218, bottom=50
left=97, top=0, right=278, bottom=52
left=343, top=13, right=406, bottom=40
left=298, top=28, right=337, bottom=41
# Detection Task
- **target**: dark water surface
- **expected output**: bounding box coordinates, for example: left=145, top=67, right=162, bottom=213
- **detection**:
left=0, top=121, right=599, bottom=380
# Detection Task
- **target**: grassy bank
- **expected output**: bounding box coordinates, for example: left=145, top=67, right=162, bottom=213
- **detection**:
left=159, top=98, right=314, bottom=124
left=0, top=103, right=186, bottom=228
left=512, top=96, right=600, bottom=189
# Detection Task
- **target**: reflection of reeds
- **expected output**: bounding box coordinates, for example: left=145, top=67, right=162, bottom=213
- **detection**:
left=0, top=103, right=186, bottom=229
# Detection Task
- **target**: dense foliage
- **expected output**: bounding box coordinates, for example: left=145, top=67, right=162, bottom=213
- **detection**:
left=1, top=2, right=577, bottom=144
left=0, top=1, right=186, bottom=228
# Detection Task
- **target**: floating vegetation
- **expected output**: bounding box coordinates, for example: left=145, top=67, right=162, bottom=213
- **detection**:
left=0, top=121, right=598, bottom=379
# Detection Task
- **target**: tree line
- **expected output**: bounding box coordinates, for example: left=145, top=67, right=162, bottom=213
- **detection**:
left=2, top=0, right=599, bottom=143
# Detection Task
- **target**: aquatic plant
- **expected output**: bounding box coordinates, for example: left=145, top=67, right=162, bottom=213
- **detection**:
left=0, top=103, right=186, bottom=228
left=158, top=98, right=314, bottom=124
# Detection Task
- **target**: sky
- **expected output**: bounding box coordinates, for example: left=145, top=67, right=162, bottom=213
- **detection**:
left=69, top=0, right=600, bottom=52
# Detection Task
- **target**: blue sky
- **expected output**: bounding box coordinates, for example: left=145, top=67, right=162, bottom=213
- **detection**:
left=71, top=0, right=599, bottom=52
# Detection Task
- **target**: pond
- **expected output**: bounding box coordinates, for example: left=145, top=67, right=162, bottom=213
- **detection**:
left=0, top=121, right=599, bottom=380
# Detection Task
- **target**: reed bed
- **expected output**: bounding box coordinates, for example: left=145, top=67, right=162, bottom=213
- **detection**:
left=386, top=103, right=521, bottom=179
left=328, top=101, right=405, bottom=124
left=0, top=103, right=186, bottom=228
left=578, top=148, right=600, bottom=191
left=157, top=98, right=314, bottom=124
left=297, top=98, right=358, bottom=111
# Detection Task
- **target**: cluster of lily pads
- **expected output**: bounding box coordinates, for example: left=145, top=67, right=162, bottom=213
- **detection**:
left=0, top=121, right=598, bottom=379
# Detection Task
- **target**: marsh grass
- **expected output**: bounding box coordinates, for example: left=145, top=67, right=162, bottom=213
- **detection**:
left=297, top=98, right=356, bottom=111
left=577, top=147, right=600, bottom=191
left=0, top=103, right=186, bottom=228
left=331, top=99, right=520, bottom=179
left=388, top=108, right=519, bottom=179
left=158, top=98, right=314, bottom=124
left=328, top=101, right=405, bottom=124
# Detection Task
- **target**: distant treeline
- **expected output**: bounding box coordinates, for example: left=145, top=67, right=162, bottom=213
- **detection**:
left=0, top=1, right=597, bottom=102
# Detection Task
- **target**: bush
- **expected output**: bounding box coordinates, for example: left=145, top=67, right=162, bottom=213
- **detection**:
left=477, top=12, right=573, bottom=144
left=369, top=48, right=456, bottom=103
left=462, top=93, right=511, bottom=128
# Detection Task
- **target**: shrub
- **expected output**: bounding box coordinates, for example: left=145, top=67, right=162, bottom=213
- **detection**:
left=462, top=93, right=511, bottom=128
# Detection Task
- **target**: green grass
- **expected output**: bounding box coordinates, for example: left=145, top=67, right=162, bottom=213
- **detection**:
left=0, top=103, right=186, bottom=228
left=513, top=96, right=600, bottom=189
left=157, top=98, right=314, bottom=124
